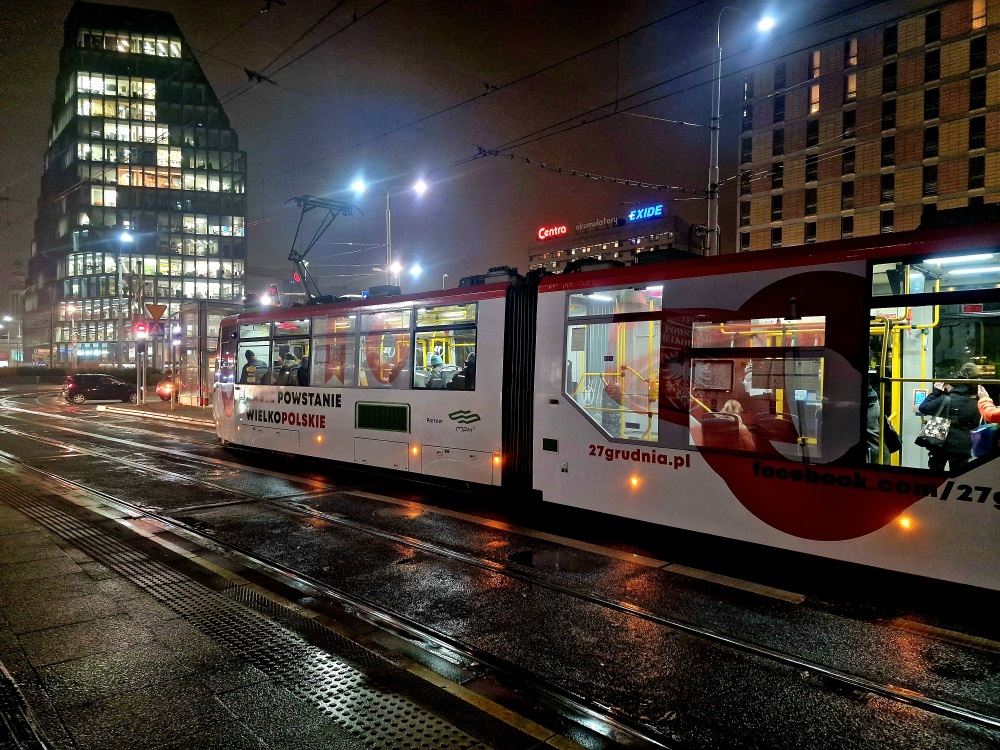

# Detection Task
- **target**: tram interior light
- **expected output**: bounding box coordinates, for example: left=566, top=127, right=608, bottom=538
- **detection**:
left=923, top=253, right=994, bottom=265
left=588, top=294, right=614, bottom=302
left=949, top=266, right=1000, bottom=275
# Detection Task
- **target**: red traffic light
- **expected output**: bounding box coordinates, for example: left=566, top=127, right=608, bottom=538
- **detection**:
left=134, top=321, right=148, bottom=338
left=268, top=284, right=279, bottom=295
left=292, top=272, right=301, bottom=284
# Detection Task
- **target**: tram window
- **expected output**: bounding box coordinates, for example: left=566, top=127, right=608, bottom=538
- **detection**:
left=565, top=313, right=661, bottom=443
left=312, top=334, right=356, bottom=387
left=273, top=318, right=310, bottom=336
left=273, top=338, right=309, bottom=386
left=313, top=314, right=355, bottom=335
left=416, top=303, right=477, bottom=327
left=567, top=286, right=662, bottom=317
left=413, top=328, right=477, bottom=389
left=238, top=321, right=270, bottom=339
left=216, top=325, right=236, bottom=383
left=359, top=309, right=412, bottom=389
left=870, top=298, right=1000, bottom=470
left=690, top=317, right=827, bottom=459
left=873, top=252, right=1000, bottom=296
left=236, top=342, right=272, bottom=384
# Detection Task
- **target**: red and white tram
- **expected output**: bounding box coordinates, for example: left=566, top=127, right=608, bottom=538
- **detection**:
left=215, top=221, right=1000, bottom=591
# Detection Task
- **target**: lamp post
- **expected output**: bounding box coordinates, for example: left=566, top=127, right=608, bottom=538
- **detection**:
left=117, top=231, right=133, bottom=367
left=708, top=9, right=775, bottom=255
left=352, top=179, right=428, bottom=286
left=66, top=303, right=78, bottom=369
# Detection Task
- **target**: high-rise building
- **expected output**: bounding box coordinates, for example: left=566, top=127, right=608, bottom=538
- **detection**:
left=738, top=0, right=995, bottom=251
left=24, top=1, right=246, bottom=366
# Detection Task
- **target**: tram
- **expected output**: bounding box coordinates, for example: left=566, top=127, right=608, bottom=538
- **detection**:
left=214, top=220, right=1000, bottom=590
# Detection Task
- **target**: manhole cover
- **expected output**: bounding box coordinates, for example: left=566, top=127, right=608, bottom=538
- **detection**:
left=375, top=507, right=424, bottom=519
left=508, top=549, right=605, bottom=574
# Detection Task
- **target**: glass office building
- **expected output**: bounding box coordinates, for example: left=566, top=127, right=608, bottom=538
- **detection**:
left=25, top=1, right=246, bottom=365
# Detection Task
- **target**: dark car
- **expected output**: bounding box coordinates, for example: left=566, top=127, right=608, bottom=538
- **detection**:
left=62, top=374, right=137, bottom=405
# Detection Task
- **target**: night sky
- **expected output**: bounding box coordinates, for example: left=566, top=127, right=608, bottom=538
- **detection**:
left=0, top=0, right=937, bottom=301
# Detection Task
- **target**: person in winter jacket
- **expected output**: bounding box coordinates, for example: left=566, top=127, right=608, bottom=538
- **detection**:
left=918, top=364, right=980, bottom=471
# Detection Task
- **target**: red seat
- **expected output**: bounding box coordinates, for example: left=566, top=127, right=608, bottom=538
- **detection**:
left=753, top=414, right=800, bottom=454
left=701, top=413, right=743, bottom=450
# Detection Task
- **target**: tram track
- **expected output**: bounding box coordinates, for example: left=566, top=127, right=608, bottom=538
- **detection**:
left=1, top=413, right=999, bottom=745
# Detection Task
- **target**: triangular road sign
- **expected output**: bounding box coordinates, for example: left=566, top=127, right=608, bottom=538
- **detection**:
left=145, top=303, right=167, bottom=321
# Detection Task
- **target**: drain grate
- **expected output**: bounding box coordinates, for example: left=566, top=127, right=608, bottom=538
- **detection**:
left=1, top=484, right=490, bottom=750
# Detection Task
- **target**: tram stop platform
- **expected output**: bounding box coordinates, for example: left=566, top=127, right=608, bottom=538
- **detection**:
left=0, top=468, right=565, bottom=750
left=99, top=397, right=215, bottom=428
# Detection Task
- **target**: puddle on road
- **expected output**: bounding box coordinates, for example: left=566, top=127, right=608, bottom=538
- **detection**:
left=375, top=507, right=424, bottom=519
left=507, top=549, right=605, bottom=574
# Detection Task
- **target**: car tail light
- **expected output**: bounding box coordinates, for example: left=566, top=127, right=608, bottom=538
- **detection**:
left=66, top=383, right=75, bottom=389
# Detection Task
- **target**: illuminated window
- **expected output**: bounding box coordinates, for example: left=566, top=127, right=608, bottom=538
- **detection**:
left=844, top=73, right=856, bottom=102
left=359, top=310, right=412, bottom=389
left=809, top=50, right=821, bottom=79
left=565, top=287, right=662, bottom=443
left=809, top=84, right=820, bottom=114
left=973, top=0, right=986, bottom=29
left=845, top=38, right=858, bottom=67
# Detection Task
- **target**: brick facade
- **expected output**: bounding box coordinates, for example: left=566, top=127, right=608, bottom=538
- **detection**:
left=739, top=0, right=1000, bottom=251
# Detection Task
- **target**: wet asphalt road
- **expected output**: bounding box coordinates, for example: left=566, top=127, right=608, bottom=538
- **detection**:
left=2, top=386, right=1000, bottom=749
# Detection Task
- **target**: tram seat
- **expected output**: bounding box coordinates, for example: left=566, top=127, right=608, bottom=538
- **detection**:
left=753, top=413, right=800, bottom=454
left=701, top=413, right=743, bottom=450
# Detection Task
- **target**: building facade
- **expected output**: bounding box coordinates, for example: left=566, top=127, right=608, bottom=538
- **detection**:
left=527, top=206, right=702, bottom=273
left=738, top=0, right=999, bottom=251
left=25, top=1, right=246, bottom=366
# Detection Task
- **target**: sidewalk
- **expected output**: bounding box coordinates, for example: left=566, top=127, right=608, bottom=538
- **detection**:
left=101, top=397, right=214, bottom=427
left=0, top=470, right=543, bottom=750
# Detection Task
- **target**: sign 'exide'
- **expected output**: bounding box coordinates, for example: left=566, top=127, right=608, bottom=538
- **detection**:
left=627, top=204, right=664, bottom=222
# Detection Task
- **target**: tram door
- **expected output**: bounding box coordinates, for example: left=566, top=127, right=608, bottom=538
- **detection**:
left=871, top=257, right=1000, bottom=469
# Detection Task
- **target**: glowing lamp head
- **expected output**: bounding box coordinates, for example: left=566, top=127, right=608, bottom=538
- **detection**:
left=120, top=231, right=133, bottom=243
left=413, top=179, right=428, bottom=195
left=261, top=294, right=273, bottom=306
left=757, top=16, right=776, bottom=32
left=410, top=263, right=422, bottom=278
left=390, top=261, right=402, bottom=274
left=351, top=179, right=366, bottom=195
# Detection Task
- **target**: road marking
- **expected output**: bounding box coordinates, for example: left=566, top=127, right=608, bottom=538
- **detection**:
left=887, top=618, right=1000, bottom=653
left=665, top=565, right=805, bottom=604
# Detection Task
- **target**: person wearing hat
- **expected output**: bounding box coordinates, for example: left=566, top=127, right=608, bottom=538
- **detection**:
left=426, top=354, right=447, bottom=389
left=239, top=350, right=262, bottom=384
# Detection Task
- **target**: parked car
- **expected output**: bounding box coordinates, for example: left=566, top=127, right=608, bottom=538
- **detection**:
left=62, top=374, right=137, bottom=405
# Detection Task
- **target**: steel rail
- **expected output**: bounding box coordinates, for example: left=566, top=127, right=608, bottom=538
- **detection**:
left=3, top=408, right=1000, bottom=737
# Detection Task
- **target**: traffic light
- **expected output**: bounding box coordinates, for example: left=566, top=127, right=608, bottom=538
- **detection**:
left=133, top=321, right=148, bottom=338
left=269, top=284, right=279, bottom=295
left=136, top=341, right=147, bottom=354
left=292, top=272, right=301, bottom=284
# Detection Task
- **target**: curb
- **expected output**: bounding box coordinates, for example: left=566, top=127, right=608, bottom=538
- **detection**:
left=98, top=405, right=214, bottom=427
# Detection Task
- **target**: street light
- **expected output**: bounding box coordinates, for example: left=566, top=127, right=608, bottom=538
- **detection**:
left=118, top=230, right=133, bottom=367
left=707, top=8, right=775, bottom=255
left=66, top=303, right=77, bottom=369
left=351, top=178, right=428, bottom=285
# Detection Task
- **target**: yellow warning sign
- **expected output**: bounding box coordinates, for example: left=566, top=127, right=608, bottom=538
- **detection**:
left=145, top=303, right=167, bottom=321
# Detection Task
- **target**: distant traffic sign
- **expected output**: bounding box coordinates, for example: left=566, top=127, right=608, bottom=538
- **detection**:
left=145, top=303, right=167, bottom=321
left=147, top=321, right=166, bottom=338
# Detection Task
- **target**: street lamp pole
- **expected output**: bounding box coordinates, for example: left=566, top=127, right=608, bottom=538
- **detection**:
left=67, top=304, right=77, bottom=370
left=117, top=231, right=132, bottom=368
left=385, top=189, right=392, bottom=286
left=707, top=8, right=775, bottom=256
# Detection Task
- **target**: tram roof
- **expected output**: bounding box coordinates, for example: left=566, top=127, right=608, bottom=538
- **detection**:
left=221, top=281, right=511, bottom=327
left=537, top=221, right=1000, bottom=293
